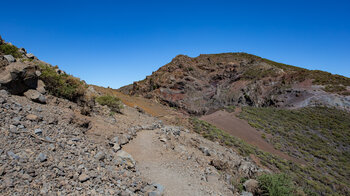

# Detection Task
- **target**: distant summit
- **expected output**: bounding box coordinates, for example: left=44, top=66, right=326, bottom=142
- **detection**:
left=120, top=53, right=350, bottom=114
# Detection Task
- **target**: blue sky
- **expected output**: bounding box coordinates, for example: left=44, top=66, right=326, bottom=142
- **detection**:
left=1, top=0, right=349, bottom=88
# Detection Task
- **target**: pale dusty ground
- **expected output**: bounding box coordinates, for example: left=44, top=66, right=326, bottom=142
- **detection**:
left=124, top=130, right=233, bottom=196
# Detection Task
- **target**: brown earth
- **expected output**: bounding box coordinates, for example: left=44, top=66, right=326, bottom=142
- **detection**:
left=200, top=109, right=304, bottom=164
left=93, top=85, right=190, bottom=127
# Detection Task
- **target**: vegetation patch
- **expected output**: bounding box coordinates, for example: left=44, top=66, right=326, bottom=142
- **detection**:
left=242, top=67, right=279, bottom=80
left=257, top=173, right=294, bottom=196
left=190, top=118, right=307, bottom=194
left=224, top=105, right=236, bottom=113
left=0, top=44, right=22, bottom=58
left=95, top=95, right=123, bottom=113
left=323, top=84, right=347, bottom=93
left=39, top=64, right=87, bottom=101
left=239, top=106, right=350, bottom=195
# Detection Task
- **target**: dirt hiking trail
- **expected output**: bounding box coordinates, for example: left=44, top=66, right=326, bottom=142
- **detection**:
left=123, top=130, right=231, bottom=196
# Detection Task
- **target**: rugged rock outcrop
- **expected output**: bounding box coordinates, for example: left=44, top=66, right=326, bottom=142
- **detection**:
left=121, top=53, right=350, bottom=114
left=0, top=62, right=40, bottom=95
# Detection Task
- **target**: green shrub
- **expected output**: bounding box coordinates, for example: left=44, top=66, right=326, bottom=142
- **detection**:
left=95, top=95, right=123, bottom=113
left=323, top=85, right=346, bottom=93
left=258, top=173, right=294, bottom=196
left=39, top=64, right=87, bottom=101
left=224, top=105, right=236, bottom=113
left=0, top=44, right=22, bottom=58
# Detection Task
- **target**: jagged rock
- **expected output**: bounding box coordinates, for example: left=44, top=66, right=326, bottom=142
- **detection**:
left=3, top=55, right=15, bottom=63
left=116, top=150, right=136, bottom=169
left=0, top=62, right=38, bottom=94
left=18, top=48, right=26, bottom=54
left=243, top=179, right=258, bottom=193
left=161, top=126, right=181, bottom=136
left=26, top=53, right=35, bottom=59
left=199, top=146, right=211, bottom=156
left=24, top=89, right=46, bottom=103
left=210, top=159, right=229, bottom=170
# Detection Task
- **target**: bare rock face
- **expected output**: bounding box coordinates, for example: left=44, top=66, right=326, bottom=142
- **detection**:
left=0, top=62, right=39, bottom=94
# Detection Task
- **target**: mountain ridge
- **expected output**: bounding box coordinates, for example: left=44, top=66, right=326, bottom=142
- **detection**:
left=120, top=52, right=350, bottom=114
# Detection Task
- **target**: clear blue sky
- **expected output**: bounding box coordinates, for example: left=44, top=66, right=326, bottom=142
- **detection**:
left=1, top=0, right=349, bottom=88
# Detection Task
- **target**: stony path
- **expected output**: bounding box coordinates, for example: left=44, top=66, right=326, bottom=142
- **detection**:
left=123, top=130, right=224, bottom=196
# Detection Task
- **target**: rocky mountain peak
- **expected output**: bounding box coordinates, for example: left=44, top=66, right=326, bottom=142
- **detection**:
left=121, top=53, right=350, bottom=114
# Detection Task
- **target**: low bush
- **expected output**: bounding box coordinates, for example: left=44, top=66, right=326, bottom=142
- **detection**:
left=0, top=44, right=22, bottom=58
left=257, top=173, right=294, bottom=196
left=239, top=106, right=350, bottom=195
left=95, top=95, right=123, bottom=113
left=39, top=64, right=87, bottom=101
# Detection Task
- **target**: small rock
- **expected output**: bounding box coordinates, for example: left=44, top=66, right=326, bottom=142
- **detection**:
left=7, top=151, right=20, bottom=160
left=116, top=150, right=136, bottom=169
left=199, top=146, right=211, bottom=156
left=26, top=53, right=35, bottom=59
left=26, top=114, right=38, bottom=121
left=94, top=151, right=105, bottom=161
left=160, top=138, right=167, bottom=143
left=34, top=128, right=42, bottom=135
left=37, top=153, right=47, bottom=162
left=78, top=173, right=90, bottom=182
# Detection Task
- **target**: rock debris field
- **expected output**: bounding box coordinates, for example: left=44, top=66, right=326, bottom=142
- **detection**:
left=0, top=89, right=265, bottom=195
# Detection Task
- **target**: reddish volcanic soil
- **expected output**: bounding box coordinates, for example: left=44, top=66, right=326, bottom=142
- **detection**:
left=200, top=109, right=303, bottom=164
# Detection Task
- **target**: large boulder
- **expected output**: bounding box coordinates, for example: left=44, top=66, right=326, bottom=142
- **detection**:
left=243, top=179, right=259, bottom=193
left=3, top=55, right=15, bottom=63
left=24, top=89, right=46, bottom=103
left=0, top=62, right=39, bottom=94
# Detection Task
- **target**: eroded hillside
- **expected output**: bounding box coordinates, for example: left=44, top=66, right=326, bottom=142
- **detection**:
left=121, top=53, right=350, bottom=114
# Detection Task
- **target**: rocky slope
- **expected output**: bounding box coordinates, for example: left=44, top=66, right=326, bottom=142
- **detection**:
left=0, top=37, right=271, bottom=195
left=120, top=53, right=350, bottom=114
